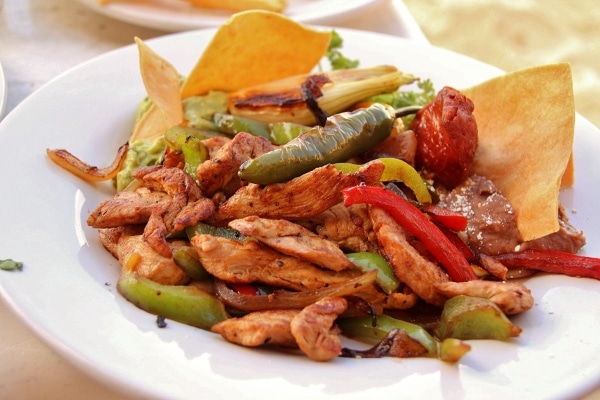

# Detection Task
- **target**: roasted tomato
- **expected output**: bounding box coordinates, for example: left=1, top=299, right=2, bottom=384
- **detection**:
left=410, top=86, right=478, bottom=189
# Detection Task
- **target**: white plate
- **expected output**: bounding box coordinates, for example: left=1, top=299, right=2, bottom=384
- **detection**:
left=0, top=60, right=6, bottom=119
left=77, top=0, right=381, bottom=31
left=1, top=28, right=600, bottom=400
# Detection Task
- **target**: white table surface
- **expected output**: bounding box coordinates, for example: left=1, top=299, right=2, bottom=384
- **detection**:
left=0, top=0, right=598, bottom=399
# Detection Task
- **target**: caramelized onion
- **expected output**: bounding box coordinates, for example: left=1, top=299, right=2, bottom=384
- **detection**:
left=214, top=271, right=377, bottom=311
left=46, top=142, right=129, bottom=182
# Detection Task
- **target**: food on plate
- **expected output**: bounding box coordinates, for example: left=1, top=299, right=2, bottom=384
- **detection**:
left=98, top=0, right=287, bottom=13
left=47, top=11, right=598, bottom=363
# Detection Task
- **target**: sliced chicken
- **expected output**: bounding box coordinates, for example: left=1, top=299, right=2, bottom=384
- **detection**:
left=196, top=132, right=272, bottom=197
left=98, top=225, right=144, bottom=258
left=229, top=216, right=353, bottom=272
left=117, top=165, right=213, bottom=257
left=314, top=203, right=379, bottom=253
left=117, top=234, right=190, bottom=285
left=434, top=280, right=534, bottom=315
left=290, top=296, right=347, bottom=361
left=370, top=206, right=450, bottom=307
left=87, top=188, right=170, bottom=228
left=190, top=234, right=361, bottom=291
left=211, top=309, right=300, bottom=348
left=211, top=160, right=385, bottom=224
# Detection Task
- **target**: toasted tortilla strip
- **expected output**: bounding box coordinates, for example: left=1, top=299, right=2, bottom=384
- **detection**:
left=464, top=63, right=575, bottom=241
left=180, top=10, right=331, bottom=98
left=131, top=38, right=183, bottom=142
left=189, top=0, right=287, bottom=12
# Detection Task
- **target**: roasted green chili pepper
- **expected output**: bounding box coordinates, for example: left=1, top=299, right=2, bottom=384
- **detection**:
left=268, top=121, right=311, bottom=145
left=164, top=126, right=209, bottom=180
left=345, top=252, right=399, bottom=295
left=117, top=272, right=229, bottom=330
left=337, top=314, right=438, bottom=357
left=238, top=103, right=396, bottom=185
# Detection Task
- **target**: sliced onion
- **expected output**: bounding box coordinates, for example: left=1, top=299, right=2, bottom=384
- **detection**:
left=46, top=142, right=129, bottom=182
left=214, top=271, right=377, bottom=312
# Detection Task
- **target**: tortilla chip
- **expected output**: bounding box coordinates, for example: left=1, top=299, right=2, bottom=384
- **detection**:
left=180, top=10, right=331, bottom=99
left=189, top=0, right=287, bottom=12
left=135, top=37, right=183, bottom=127
left=463, top=63, right=575, bottom=242
left=130, top=38, right=183, bottom=142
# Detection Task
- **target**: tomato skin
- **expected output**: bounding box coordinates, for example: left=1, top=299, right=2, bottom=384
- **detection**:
left=410, top=86, right=478, bottom=189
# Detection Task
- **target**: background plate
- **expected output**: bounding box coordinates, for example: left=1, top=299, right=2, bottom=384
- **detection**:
left=77, top=0, right=382, bottom=31
left=1, top=28, right=600, bottom=400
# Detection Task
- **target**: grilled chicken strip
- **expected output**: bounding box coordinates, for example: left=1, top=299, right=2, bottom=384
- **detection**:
left=229, top=216, right=353, bottom=272
left=190, top=234, right=361, bottom=291
left=127, top=165, right=212, bottom=257
left=211, top=160, right=385, bottom=224
left=196, top=132, right=273, bottom=197
left=290, top=296, right=348, bottom=361
left=434, top=280, right=534, bottom=315
left=87, top=188, right=170, bottom=228
left=117, top=234, right=190, bottom=285
left=211, top=309, right=300, bottom=348
left=370, top=206, right=450, bottom=307
left=313, top=203, right=379, bottom=253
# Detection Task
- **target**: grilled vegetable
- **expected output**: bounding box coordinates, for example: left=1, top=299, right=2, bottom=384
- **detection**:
left=117, top=272, right=229, bottom=330
left=228, top=65, right=416, bottom=126
left=238, top=103, right=395, bottom=184
left=437, top=295, right=522, bottom=340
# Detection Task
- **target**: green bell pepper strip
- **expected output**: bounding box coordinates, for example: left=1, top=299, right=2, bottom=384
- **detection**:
left=213, top=113, right=310, bottom=145
left=213, top=113, right=272, bottom=140
left=164, top=126, right=208, bottom=180
left=345, top=252, right=400, bottom=295
left=238, top=103, right=396, bottom=185
left=117, top=273, right=229, bottom=330
left=335, top=157, right=432, bottom=204
left=172, top=247, right=211, bottom=281
left=186, top=222, right=245, bottom=242
left=342, top=185, right=479, bottom=282
left=337, top=315, right=438, bottom=357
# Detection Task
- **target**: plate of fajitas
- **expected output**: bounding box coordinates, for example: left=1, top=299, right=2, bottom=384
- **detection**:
left=1, top=12, right=600, bottom=400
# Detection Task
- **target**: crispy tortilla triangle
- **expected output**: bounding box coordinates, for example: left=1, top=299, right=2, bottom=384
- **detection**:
left=464, top=63, right=575, bottom=242
left=188, top=0, right=287, bottom=12
left=131, top=38, right=183, bottom=141
left=180, top=10, right=331, bottom=98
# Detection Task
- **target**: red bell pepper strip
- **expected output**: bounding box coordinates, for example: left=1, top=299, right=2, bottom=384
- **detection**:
left=493, top=249, right=600, bottom=280
left=434, top=222, right=477, bottom=262
left=229, top=283, right=260, bottom=296
left=342, top=185, right=478, bottom=282
left=422, top=204, right=468, bottom=232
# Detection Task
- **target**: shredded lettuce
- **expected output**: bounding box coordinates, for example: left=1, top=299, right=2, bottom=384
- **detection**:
left=325, top=30, right=359, bottom=70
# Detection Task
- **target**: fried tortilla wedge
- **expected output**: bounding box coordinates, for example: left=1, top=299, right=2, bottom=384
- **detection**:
left=180, top=10, right=331, bottom=98
left=189, top=0, right=287, bottom=12
left=130, top=38, right=183, bottom=141
left=464, top=63, right=575, bottom=241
